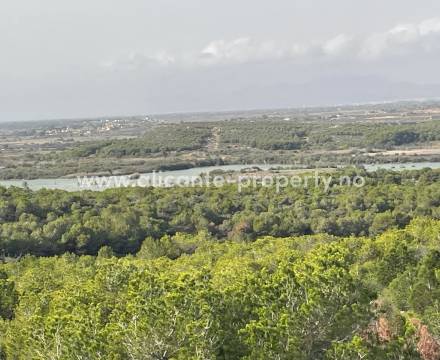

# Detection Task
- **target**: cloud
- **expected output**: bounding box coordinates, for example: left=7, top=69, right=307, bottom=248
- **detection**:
left=100, top=51, right=175, bottom=71
left=101, top=18, right=440, bottom=70
left=322, top=34, right=354, bottom=56
left=419, top=18, right=440, bottom=36
left=360, top=18, right=440, bottom=59
left=198, top=37, right=288, bottom=65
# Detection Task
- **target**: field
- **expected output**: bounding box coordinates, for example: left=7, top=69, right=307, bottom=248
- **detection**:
left=1, top=101, right=440, bottom=180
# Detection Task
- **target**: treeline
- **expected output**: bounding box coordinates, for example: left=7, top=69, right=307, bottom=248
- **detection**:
left=220, top=119, right=440, bottom=151
left=0, top=156, right=223, bottom=181
left=60, top=125, right=212, bottom=159
left=1, top=218, right=440, bottom=359
left=1, top=169, right=440, bottom=257
left=3, top=119, right=440, bottom=181
left=220, top=122, right=308, bottom=150
left=53, top=119, right=440, bottom=160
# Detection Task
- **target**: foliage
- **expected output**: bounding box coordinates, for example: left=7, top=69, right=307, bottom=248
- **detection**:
left=0, top=219, right=439, bottom=358
left=1, top=169, right=440, bottom=256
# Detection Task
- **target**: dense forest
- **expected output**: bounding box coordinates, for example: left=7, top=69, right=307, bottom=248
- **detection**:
left=0, top=169, right=439, bottom=257
left=1, top=169, right=440, bottom=359
left=1, top=218, right=440, bottom=359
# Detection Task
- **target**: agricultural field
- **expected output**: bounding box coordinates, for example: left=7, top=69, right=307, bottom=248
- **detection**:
left=1, top=101, right=440, bottom=180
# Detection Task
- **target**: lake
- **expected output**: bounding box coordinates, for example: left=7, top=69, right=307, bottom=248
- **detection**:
left=0, top=164, right=291, bottom=191
left=1, top=162, right=439, bottom=191
left=363, top=162, right=440, bottom=171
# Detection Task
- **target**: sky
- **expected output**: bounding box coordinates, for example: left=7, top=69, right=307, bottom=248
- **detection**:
left=2, top=0, right=440, bottom=122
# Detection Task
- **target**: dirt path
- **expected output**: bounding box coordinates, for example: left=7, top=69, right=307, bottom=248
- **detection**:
left=206, top=127, right=220, bottom=151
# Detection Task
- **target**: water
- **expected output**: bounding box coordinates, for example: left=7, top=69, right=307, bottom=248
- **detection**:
left=1, top=162, right=440, bottom=191
left=0, top=164, right=291, bottom=192
left=363, top=162, right=440, bottom=172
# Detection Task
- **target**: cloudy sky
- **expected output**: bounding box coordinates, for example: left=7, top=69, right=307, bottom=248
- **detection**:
left=2, top=0, right=440, bottom=121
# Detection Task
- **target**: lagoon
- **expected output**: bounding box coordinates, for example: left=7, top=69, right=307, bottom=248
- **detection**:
left=1, top=162, right=440, bottom=192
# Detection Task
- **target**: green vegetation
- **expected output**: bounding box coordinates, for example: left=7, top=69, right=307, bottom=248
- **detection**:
left=50, top=119, right=440, bottom=158
left=1, top=105, right=440, bottom=358
left=63, top=125, right=212, bottom=158
left=2, top=115, right=440, bottom=180
left=1, top=218, right=439, bottom=358
left=220, top=119, right=440, bottom=150
left=220, top=121, right=308, bottom=150
left=0, top=169, right=439, bottom=257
